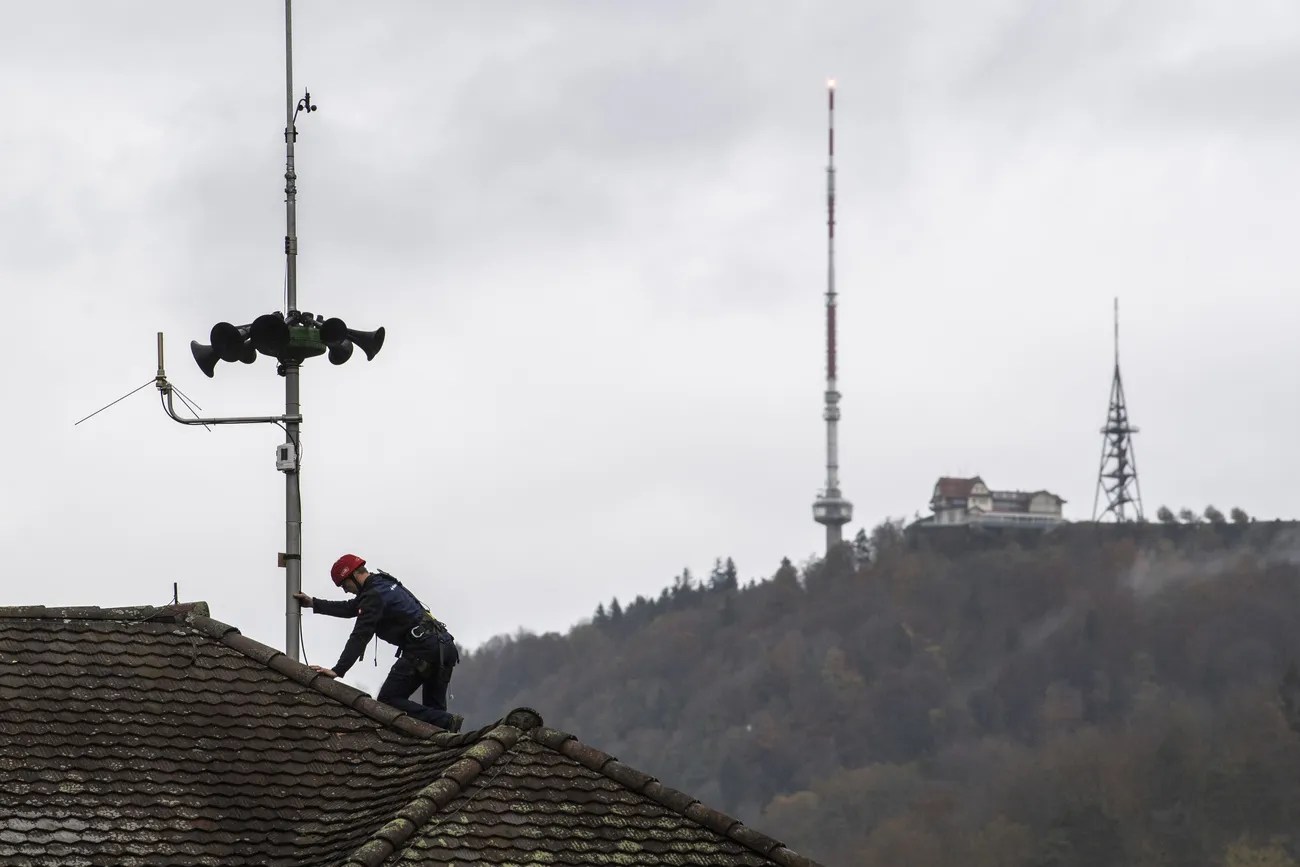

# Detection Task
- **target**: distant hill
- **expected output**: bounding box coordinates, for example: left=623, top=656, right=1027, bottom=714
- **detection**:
left=452, top=519, right=1300, bottom=866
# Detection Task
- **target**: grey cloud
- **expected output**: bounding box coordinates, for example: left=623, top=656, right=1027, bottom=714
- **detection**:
left=1, top=0, right=1295, bottom=659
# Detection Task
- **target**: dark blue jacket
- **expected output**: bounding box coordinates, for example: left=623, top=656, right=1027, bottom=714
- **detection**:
left=312, top=571, right=455, bottom=677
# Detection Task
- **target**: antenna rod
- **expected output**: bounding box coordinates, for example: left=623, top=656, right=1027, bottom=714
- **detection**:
left=1113, top=296, right=1119, bottom=368
left=825, top=79, right=840, bottom=496
left=282, top=0, right=303, bottom=661
left=827, top=80, right=837, bottom=388
left=285, top=0, right=297, bottom=315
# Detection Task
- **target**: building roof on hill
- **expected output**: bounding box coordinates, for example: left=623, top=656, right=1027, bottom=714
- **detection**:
left=933, top=477, right=1065, bottom=506
left=934, top=476, right=984, bottom=498
left=0, top=603, right=820, bottom=867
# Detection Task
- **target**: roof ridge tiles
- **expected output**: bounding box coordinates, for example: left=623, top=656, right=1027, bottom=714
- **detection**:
left=530, top=725, right=823, bottom=867
left=0, top=602, right=209, bottom=623
left=178, top=608, right=453, bottom=740
left=338, top=719, right=529, bottom=867
left=0, top=604, right=444, bottom=741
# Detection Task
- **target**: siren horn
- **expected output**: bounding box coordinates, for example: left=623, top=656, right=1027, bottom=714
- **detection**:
left=320, top=317, right=385, bottom=361
left=327, top=340, right=354, bottom=365
left=190, top=341, right=223, bottom=378
left=250, top=313, right=291, bottom=357
left=210, top=322, right=258, bottom=363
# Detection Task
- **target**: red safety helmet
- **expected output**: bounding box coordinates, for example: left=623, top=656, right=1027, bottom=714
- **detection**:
left=331, top=554, right=366, bottom=586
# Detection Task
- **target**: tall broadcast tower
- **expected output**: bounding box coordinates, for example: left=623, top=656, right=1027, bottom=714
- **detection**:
left=812, top=79, right=853, bottom=552
left=1092, top=298, right=1144, bottom=522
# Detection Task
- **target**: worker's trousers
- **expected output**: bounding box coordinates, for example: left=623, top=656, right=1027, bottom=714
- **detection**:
left=376, top=639, right=458, bottom=730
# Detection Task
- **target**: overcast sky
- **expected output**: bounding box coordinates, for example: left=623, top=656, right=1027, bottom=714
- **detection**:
left=2, top=1, right=1296, bottom=695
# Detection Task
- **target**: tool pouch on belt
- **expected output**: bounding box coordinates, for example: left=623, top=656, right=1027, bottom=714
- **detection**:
left=400, top=613, right=457, bottom=675
left=410, top=643, right=446, bottom=678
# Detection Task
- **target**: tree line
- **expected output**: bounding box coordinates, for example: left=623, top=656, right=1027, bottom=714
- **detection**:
left=1155, top=505, right=1253, bottom=524
left=452, top=518, right=1300, bottom=865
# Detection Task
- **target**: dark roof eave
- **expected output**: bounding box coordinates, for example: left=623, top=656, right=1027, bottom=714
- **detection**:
left=526, top=727, right=824, bottom=867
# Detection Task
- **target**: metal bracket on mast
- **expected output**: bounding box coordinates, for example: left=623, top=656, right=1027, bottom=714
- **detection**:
left=154, top=333, right=301, bottom=427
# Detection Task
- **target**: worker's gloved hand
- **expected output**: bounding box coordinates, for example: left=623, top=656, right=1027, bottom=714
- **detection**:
left=309, top=665, right=337, bottom=679
left=292, top=592, right=313, bottom=609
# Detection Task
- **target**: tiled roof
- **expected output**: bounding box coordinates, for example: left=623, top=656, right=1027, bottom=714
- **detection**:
left=0, top=603, right=472, bottom=866
left=343, top=711, right=817, bottom=867
left=0, top=603, right=821, bottom=867
left=934, top=476, right=981, bottom=498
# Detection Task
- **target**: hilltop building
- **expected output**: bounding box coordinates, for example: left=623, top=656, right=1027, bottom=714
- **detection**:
left=918, top=476, right=1066, bottom=528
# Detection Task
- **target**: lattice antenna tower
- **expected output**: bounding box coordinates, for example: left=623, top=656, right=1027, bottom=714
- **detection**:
left=812, top=79, right=853, bottom=552
left=1092, top=298, right=1144, bottom=521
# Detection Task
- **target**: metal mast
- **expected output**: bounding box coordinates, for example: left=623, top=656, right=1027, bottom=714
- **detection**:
left=812, top=79, right=853, bottom=552
left=155, top=0, right=384, bottom=664
left=282, top=0, right=303, bottom=659
left=1092, top=298, right=1144, bottom=522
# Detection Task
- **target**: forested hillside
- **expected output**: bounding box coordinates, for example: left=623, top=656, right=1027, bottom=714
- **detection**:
left=453, top=521, right=1300, bottom=866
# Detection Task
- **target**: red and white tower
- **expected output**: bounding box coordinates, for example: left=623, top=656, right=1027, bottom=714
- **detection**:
left=812, top=79, right=853, bottom=552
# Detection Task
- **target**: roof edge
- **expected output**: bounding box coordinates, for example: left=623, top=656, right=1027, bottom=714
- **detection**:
left=0, top=602, right=209, bottom=622
left=338, top=711, right=538, bottom=867
left=0, top=601, right=469, bottom=742
left=529, top=726, right=825, bottom=867
left=179, top=607, right=461, bottom=741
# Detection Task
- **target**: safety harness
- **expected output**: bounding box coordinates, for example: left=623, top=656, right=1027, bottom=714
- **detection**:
left=381, top=572, right=456, bottom=674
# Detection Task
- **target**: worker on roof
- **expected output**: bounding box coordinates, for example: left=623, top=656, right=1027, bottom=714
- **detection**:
left=294, top=554, right=464, bottom=733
